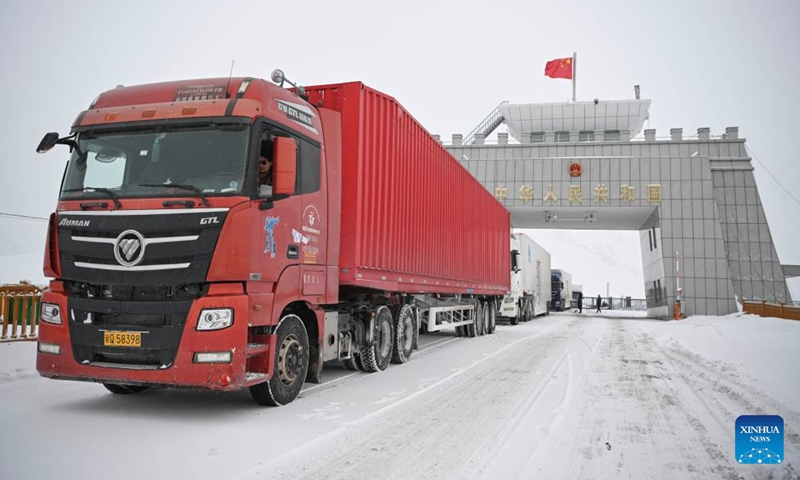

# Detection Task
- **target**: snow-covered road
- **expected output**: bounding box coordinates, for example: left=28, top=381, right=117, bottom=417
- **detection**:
left=1, top=313, right=798, bottom=480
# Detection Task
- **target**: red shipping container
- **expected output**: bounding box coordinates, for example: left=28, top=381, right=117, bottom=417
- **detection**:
left=305, top=82, right=509, bottom=295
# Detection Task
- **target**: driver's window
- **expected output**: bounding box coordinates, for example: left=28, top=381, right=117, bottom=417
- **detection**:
left=258, top=130, right=274, bottom=197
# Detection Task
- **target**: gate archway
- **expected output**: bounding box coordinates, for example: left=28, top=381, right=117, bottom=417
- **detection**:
left=445, top=99, right=791, bottom=318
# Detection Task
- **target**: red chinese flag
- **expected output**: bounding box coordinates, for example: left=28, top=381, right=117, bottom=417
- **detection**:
left=544, top=57, right=573, bottom=79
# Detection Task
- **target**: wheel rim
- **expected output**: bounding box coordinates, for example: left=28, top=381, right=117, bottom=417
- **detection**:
left=277, top=333, right=303, bottom=386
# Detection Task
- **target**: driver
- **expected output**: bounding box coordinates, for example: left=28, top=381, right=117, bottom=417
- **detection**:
left=259, top=143, right=273, bottom=187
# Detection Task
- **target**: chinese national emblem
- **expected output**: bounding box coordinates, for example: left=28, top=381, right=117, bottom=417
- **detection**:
left=569, top=162, right=582, bottom=177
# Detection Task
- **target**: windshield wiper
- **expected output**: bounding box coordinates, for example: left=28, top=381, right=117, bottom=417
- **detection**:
left=138, top=183, right=211, bottom=207
left=62, top=187, right=122, bottom=210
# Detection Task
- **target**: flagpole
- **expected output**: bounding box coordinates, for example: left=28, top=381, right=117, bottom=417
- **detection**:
left=572, top=51, right=577, bottom=103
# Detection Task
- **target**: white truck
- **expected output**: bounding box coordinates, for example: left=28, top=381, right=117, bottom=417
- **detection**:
left=572, top=284, right=583, bottom=310
left=498, top=232, right=551, bottom=324
left=550, top=269, right=573, bottom=312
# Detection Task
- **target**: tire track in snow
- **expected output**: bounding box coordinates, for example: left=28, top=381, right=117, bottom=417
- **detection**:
left=232, top=317, right=588, bottom=480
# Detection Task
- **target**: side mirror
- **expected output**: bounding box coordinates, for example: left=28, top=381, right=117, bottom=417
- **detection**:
left=37, top=132, right=60, bottom=153
left=273, top=137, right=297, bottom=196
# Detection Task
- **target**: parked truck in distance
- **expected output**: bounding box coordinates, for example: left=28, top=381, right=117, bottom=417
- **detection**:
left=550, top=269, right=572, bottom=312
left=34, top=70, right=510, bottom=406
left=572, top=284, right=583, bottom=310
left=498, top=232, right=551, bottom=323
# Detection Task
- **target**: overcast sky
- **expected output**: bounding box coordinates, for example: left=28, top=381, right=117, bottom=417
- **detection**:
left=1, top=0, right=798, bottom=295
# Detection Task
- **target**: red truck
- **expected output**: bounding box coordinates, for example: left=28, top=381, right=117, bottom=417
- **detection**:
left=35, top=70, right=510, bottom=405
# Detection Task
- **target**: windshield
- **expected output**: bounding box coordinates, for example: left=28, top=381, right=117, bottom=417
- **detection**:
left=60, top=123, right=250, bottom=200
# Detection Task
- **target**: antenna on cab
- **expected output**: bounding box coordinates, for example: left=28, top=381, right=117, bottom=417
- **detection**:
left=225, top=60, right=235, bottom=99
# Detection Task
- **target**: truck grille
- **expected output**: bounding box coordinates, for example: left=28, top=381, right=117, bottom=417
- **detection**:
left=68, top=297, right=192, bottom=368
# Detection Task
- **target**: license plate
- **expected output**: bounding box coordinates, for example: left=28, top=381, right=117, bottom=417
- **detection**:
left=103, top=331, right=142, bottom=348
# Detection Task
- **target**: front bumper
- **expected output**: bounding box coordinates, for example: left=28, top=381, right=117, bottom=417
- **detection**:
left=35, top=287, right=264, bottom=391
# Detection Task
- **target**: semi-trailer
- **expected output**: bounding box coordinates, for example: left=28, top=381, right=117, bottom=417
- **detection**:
left=498, top=232, right=551, bottom=323
left=550, top=269, right=573, bottom=312
left=35, top=70, right=510, bottom=406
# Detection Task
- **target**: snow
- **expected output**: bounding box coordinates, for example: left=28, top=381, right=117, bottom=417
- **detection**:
left=1, top=312, right=798, bottom=479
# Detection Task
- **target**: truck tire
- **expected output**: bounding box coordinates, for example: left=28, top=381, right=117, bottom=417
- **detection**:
left=341, top=352, right=364, bottom=371
left=361, top=306, right=393, bottom=372
left=249, top=314, right=309, bottom=406
left=391, top=304, right=414, bottom=364
left=103, top=384, right=150, bottom=395
left=476, top=301, right=486, bottom=336
left=466, top=301, right=479, bottom=338
left=525, top=301, right=533, bottom=322
left=486, top=300, right=497, bottom=334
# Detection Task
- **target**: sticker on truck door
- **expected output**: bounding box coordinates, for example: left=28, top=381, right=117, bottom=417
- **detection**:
left=300, top=205, right=321, bottom=264
left=264, top=216, right=280, bottom=258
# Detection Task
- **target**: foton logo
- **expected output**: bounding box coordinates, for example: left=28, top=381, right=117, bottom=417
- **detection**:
left=114, top=230, right=146, bottom=267
left=735, top=415, right=783, bottom=464
left=58, top=218, right=91, bottom=227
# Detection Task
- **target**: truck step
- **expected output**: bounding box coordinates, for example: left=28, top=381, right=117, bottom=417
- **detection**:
left=246, top=343, right=270, bottom=357
left=245, top=372, right=268, bottom=385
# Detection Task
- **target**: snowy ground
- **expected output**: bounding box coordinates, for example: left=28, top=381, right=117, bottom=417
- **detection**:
left=1, top=312, right=798, bottom=480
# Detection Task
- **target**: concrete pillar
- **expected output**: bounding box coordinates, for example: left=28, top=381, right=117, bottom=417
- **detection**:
left=620, top=130, right=631, bottom=142
left=569, top=131, right=579, bottom=142
left=725, top=127, right=739, bottom=140
left=474, top=133, right=485, bottom=145
left=452, top=134, right=462, bottom=146
left=594, top=130, right=605, bottom=142
left=498, top=132, right=508, bottom=145
left=670, top=128, right=683, bottom=141
left=697, top=127, right=710, bottom=141
left=544, top=132, right=555, bottom=143
left=644, top=129, right=656, bottom=141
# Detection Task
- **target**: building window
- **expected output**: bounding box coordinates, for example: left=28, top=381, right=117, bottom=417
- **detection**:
left=530, top=132, right=544, bottom=143
left=652, top=226, right=657, bottom=249
left=579, top=131, right=594, bottom=142
left=649, top=230, right=653, bottom=251
left=555, top=131, right=570, bottom=142
left=604, top=130, right=620, bottom=141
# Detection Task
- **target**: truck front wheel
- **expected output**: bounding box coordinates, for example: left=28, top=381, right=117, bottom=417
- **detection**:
left=250, top=314, right=309, bottom=406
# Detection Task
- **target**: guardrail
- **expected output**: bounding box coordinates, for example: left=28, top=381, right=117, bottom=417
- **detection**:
left=743, top=299, right=800, bottom=321
left=0, top=284, right=42, bottom=341
left=571, top=297, right=648, bottom=312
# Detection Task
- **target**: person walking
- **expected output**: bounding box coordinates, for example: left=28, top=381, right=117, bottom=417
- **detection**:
left=596, top=294, right=602, bottom=313
left=577, top=291, right=583, bottom=313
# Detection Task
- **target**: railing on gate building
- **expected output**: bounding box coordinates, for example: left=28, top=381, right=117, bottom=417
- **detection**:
left=1, top=284, right=42, bottom=341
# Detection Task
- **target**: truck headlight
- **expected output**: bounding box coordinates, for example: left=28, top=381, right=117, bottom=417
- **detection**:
left=41, top=303, right=62, bottom=325
left=196, top=308, right=233, bottom=331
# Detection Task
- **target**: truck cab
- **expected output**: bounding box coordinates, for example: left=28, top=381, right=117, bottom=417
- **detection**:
left=35, top=76, right=337, bottom=405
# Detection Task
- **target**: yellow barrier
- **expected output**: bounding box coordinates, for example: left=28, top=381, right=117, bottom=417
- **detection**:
left=0, top=284, right=42, bottom=342
left=743, top=299, right=800, bottom=321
